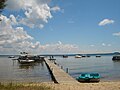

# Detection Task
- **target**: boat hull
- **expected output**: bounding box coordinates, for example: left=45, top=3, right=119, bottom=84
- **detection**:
left=78, top=78, right=100, bottom=82
left=76, top=73, right=100, bottom=82
left=112, top=56, right=120, bottom=61
left=75, top=55, right=82, bottom=58
left=8, top=56, right=15, bottom=58
left=18, top=59, right=35, bottom=64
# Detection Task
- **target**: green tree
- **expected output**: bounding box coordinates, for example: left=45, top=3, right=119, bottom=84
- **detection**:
left=0, top=0, right=7, bottom=13
left=0, top=0, right=7, bottom=21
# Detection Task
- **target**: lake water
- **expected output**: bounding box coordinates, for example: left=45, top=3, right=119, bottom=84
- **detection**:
left=55, top=55, right=120, bottom=81
left=0, top=55, right=120, bottom=82
left=0, top=55, right=52, bottom=83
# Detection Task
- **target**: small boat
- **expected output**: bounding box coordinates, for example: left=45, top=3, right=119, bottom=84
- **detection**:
left=81, top=55, right=86, bottom=57
left=8, top=56, right=15, bottom=58
left=75, top=55, right=82, bottom=58
left=48, top=58, right=56, bottom=60
left=96, top=55, right=101, bottom=57
left=18, top=55, right=35, bottom=64
left=112, top=55, right=120, bottom=61
left=76, top=73, right=100, bottom=82
left=18, top=59, right=35, bottom=64
left=48, top=56, right=56, bottom=60
left=86, top=55, right=90, bottom=57
left=63, top=55, right=68, bottom=58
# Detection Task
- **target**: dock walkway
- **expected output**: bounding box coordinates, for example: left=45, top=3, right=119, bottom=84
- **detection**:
left=44, top=58, right=79, bottom=84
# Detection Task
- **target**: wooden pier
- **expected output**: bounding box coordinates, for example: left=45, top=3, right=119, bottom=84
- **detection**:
left=44, top=58, right=79, bottom=84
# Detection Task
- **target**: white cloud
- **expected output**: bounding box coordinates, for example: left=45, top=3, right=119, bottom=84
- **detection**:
left=20, top=3, right=52, bottom=29
left=90, top=45, right=95, bottom=47
left=38, top=41, right=80, bottom=54
left=5, top=0, right=25, bottom=10
left=58, top=41, right=62, bottom=45
left=0, top=15, right=80, bottom=54
left=24, top=8, right=32, bottom=18
left=0, top=1, right=81, bottom=54
left=102, top=43, right=106, bottom=46
left=0, top=15, right=33, bottom=42
left=5, top=0, right=60, bottom=29
left=102, top=43, right=111, bottom=47
left=15, top=27, right=34, bottom=40
left=51, top=6, right=61, bottom=12
left=113, top=32, right=120, bottom=36
left=98, top=19, right=114, bottom=26
left=0, top=15, right=35, bottom=54
left=9, top=15, right=18, bottom=25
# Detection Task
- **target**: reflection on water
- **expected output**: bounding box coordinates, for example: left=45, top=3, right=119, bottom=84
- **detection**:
left=113, top=60, right=120, bottom=64
left=55, top=56, right=120, bottom=81
left=0, top=56, right=51, bottom=82
left=18, top=61, right=44, bottom=70
left=1, top=55, right=120, bottom=82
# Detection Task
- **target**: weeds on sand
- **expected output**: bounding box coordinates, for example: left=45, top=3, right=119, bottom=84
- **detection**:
left=0, top=82, right=53, bottom=90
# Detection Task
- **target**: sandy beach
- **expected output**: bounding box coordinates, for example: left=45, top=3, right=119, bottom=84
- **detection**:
left=24, top=81, right=120, bottom=90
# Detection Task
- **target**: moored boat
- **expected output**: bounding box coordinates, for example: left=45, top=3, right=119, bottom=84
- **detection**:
left=75, top=55, right=82, bottom=58
left=63, top=55, right=68, bottom=58
left=86, top=55, right=90, bottom=57
left=18, top=59, right=35, bottom=64
left=112, top=55, right=120, bottom=61
left=8, top=56, right=15, bottom=58
left=18, top=51, right=44, bottom=63
left=48, top=56, right=56, bottom=60
left=76, top=73, right=100, bottom=82
left=18, top=53, right=35, bottom=64
left=96, top=55, right=101, bottom=57
left=81, top=55, right=86, bottom=57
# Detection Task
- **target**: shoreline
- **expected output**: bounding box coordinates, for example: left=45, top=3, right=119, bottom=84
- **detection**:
left=0, top=81, right=120, bottom=90
left=24, top=81, right=120, bottom=90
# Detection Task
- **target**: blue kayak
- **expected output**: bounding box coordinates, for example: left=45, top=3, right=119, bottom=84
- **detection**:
left=76, top=73, right=100, bottom=82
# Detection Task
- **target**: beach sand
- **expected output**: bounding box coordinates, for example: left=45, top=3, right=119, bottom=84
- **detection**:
left=26, top=81, right=120, bottom=90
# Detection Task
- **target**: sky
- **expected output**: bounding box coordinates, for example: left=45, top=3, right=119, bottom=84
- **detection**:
left=0, top=0, right=120, bottom=54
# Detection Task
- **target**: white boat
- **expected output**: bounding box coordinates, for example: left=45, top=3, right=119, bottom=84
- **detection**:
left=75, top=55, right=82, bottom=58
left=18, top=59, right=35, bottom=64
left=8, top=56, right=15, bottom=58
left=96, top=55, right=101, bottom=57
left=18, top=53, right=35, bottom=64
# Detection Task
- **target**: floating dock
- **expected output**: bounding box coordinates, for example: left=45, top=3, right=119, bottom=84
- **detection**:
left=44, top=58, right=79, bottom=84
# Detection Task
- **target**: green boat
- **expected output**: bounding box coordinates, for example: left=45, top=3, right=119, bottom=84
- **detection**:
left=76, top=73, right=100, bottom=82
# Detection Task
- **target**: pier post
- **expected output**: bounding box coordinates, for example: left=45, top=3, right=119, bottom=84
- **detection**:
left=66, top=68, right=69, bottom=73
left=61, top=66, right=63, bottom=69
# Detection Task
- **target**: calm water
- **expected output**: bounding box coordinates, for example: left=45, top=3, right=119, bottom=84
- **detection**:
left=55, top=55, right=120, bottom=81
left=0, top=55, right=120, bottom=82
left=0, top=56, right=51, bottom=82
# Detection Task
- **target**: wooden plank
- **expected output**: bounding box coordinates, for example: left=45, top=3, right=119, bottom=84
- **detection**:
left=44, top=58, right=79, bottom=84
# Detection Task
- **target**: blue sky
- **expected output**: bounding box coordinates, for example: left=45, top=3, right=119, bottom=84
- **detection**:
left=0, top=0, right=120, bottom=54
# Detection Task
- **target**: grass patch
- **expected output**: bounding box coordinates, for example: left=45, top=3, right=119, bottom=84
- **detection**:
left=0, top=82, right=53, bottom=90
